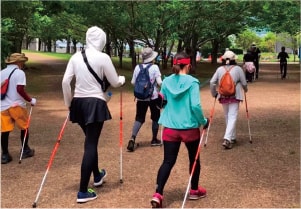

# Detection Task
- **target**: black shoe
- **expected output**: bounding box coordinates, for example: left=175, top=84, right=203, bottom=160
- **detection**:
left=1, top=153, right=12, bottom=164
left=222, top=139, right=233, bottom=149
left=21, top=148, right=35, bottom=159
left=127, top=139, right=135, bottom=152
left=151, top=139, right=162, bottom=146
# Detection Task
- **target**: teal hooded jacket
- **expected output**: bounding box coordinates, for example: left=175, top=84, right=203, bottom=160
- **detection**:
left=158, top=74, right=207, bottom=129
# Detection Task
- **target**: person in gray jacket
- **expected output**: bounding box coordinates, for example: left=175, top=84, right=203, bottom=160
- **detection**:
left=210, top=50, right=248, bottom=149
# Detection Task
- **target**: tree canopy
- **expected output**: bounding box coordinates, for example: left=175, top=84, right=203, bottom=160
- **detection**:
left=1, top=0, right=300, bottom=68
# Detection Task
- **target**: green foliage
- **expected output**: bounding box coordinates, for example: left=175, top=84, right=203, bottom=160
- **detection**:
left=1, top=1, right=300, bottom=68
left=236, top=29, right=261, bottom=51
left=259, top=32, right=276, bottom=52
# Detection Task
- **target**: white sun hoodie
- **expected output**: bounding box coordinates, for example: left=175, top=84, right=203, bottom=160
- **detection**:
left=62, top=26, right=125, bottom=107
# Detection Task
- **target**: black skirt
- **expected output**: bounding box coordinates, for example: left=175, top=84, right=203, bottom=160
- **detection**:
left=70, top=97, right=112, bottom=125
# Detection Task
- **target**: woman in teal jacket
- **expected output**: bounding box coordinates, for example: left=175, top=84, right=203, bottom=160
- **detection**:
left=151, top=52, right=209, bottom=208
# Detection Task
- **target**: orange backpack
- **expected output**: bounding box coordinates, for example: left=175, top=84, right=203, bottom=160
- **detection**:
left=218, top=66, right=236, bottom=97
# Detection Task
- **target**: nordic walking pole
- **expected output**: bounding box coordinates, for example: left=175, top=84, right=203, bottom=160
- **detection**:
left=19, top=106, right=33, bottom=164
left=160, top=125, right=163, bottom=145
left=32, top=113, right=69, bottom=208
left=204, top=97, right=217, bottom=147
left=244, top=92, right=252, bottom=143
left=181, top=128, right=206, bottom=209
left=119, top=88, right=123, bottom=183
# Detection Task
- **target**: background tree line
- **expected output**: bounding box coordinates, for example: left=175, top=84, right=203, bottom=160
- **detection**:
left=1, top=0, right=300, bottom=69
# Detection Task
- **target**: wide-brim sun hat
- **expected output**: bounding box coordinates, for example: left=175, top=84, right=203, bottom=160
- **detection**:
left=142, top=47, right=158, bottom=63
left=5, top=53, right=28, bottom=64
left=221, top=50, right=238, bottom=60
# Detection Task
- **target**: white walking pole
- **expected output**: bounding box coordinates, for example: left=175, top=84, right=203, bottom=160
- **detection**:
left=19, top=106, right=33, bottom=164
left=181, top=128, right=206, bottom=209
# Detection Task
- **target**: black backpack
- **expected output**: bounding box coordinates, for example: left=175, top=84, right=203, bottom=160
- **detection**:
left=134, top=64, right=154, bottom=99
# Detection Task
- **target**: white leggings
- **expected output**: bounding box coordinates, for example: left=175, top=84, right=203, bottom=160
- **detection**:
left=222, top=102, right=239, bottom=141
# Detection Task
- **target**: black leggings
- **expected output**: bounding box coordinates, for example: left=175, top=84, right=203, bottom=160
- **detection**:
left=280, top=62, right=287, bottom=78
left=155, top=139, right=201, bottom=195
left=1, top=129, right=29, bottom=154
left=79, top=122, right=103, bottom=192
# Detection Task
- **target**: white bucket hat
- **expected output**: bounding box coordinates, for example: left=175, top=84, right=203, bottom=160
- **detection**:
left=222, top=50, right=238, bottom=60
left=142, top=47, right=158, bottom=63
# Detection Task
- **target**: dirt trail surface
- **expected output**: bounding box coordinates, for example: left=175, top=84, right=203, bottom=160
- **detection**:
left=1, top=52, right=300, bottom=208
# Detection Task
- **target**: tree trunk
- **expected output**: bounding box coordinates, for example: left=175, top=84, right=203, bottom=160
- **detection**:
left=128, top=39, right=136, bottom=69
left=72, top=39, right=77, bottom=54
left=105, top=33, right=111, bottom=56
left=118, top=42, right=124, bottom=68
left=38, top=39, right=41, bottom=51
left=177, top=39, right=183, bottom=53
left=47, top=38, right=52, bottom=52
left=190, top=33, right=198, bottom=74
left=66, top=37, right=71, bottom=54
left=211, top=39, right=220, bottom=64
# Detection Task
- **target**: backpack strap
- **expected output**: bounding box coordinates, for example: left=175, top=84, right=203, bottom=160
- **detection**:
left=1, top=68, right=17, bottom=87
left=223, top=65, right=236, bottom=84
left=8, top=68, right=17, bottom=80
left=138, top=63, right=152, bottom=72
left=223, top=65, right=235, bottom=72
left=81, top=49, right=106, bottom=91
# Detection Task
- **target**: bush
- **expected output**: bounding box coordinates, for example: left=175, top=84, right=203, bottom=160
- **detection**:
left=200, top=48, right=243, bottom=58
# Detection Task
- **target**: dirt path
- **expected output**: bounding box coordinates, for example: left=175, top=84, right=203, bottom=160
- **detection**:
left=1, top=52, right=300, bottom=208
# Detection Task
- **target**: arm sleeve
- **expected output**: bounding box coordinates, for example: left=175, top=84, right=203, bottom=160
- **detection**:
left=210, top=71, right=219, bottom=97
left=62, top=60, right=74, bottom=107
left=238, top=67, right=248, bottom=92
left=102, top=55, right=124, bottom=88
left=154, top=66, right=162, bottom=86
left=16, top=85, right=31, bottom=102
left=131, top=65, right=139, bottom=85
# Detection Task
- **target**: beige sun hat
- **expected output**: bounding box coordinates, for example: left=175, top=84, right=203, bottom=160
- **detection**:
left=5, top=53, right=28, bottom=64
left=221, top=50, right=238, bottom=60
left=142, top=47, right=158, bottom=63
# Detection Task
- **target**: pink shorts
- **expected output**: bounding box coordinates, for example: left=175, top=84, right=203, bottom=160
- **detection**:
left=162, top=127, right=200, bottom=143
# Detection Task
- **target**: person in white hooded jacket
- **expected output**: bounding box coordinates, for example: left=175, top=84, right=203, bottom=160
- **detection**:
left=62, top=26, right=125, bottom=203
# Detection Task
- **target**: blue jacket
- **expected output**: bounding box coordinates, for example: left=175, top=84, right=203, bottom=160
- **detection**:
left=158, top=74, right=207, bottom=129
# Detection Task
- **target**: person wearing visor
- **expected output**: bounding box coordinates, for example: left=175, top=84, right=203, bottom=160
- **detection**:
left=150, top=51, right=209, bottom=208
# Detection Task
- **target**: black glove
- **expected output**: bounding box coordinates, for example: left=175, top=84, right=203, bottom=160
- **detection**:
left=162, top=99, right=167, bottom=108
left=157, top=93, right=167, bottom=109
left=203, top=118, right=210, bottom=129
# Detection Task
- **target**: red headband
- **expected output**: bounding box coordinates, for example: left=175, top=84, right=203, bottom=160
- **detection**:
left=173, top=58, right=191, bottom=65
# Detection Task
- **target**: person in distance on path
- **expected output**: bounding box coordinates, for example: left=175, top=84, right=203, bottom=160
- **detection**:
left=277, top=46, right=289, bottom=79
